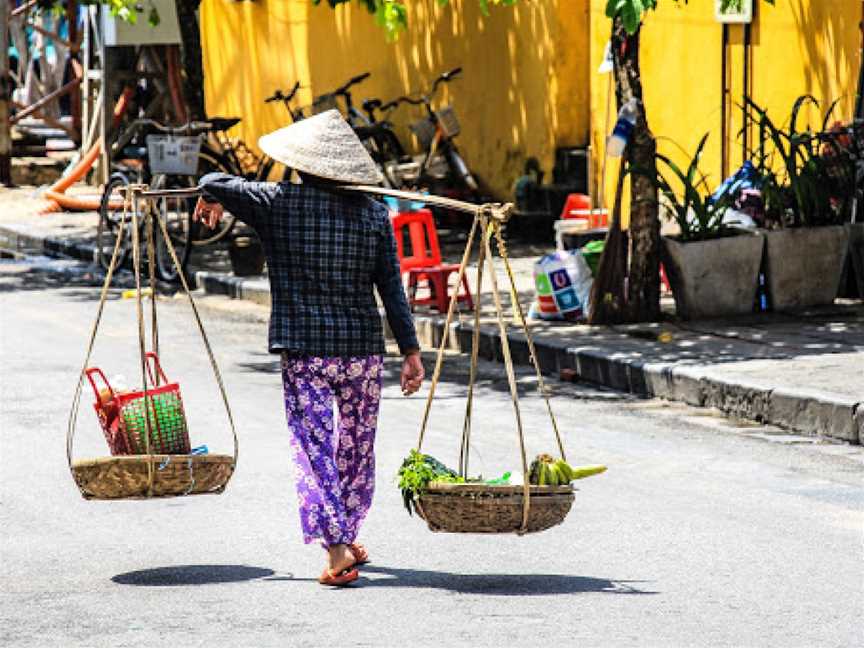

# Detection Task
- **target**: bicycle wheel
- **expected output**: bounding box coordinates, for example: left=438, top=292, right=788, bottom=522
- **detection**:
left=96, top=173, right=133, bottom=273
left=374, top=130, right=407, bottom=189
left=151, top=174, right=194, bottom=282
left=445, top=146, right=480, bottom=194
left=190, top=148, right=238, bottom=246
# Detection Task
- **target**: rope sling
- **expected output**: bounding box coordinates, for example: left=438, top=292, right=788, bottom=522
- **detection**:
left=67, top=185, right=238, bottom=499
left=344, top=187, right=572, bottom=534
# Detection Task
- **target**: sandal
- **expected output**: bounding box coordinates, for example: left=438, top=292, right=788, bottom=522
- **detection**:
left=348, top=543, right=370, bottom=565
left=318, top=566, right=359, bottom=586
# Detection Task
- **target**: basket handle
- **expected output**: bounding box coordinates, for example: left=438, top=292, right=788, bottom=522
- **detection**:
left=84, top=367, right=114, bottom=402
left=144, top=352, right=169, bottom=386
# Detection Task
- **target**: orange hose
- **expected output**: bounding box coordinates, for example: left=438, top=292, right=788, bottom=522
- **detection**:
left=41, top=86, right=135, bottom=213
left=113, top=86, right=133, bottom=128
left=42, top=190, right=111, bottom=212
left=53, top=139, right=101, bottom=193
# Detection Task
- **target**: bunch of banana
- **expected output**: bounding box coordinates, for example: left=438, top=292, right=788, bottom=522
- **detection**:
left=528, top=454, right=607, bottom=486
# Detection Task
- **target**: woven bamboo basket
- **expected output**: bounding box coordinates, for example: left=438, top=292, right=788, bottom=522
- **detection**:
left=416, top=483, right=575, bottom=534
left=71, top=454, right=235, bottom=500
left=68, top=193, right=239, bottom=502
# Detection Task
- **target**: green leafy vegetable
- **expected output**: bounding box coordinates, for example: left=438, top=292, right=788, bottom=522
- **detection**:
left=397, top=450, right=463, bottom=516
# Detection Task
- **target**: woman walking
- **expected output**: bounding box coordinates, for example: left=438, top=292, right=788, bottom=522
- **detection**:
left=193, top=110, right=424, bottom=586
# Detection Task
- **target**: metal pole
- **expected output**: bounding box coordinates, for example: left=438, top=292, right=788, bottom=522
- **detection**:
left=9, top=77, right=82, bottom=124
left=0, top=0, right=12, bottom=186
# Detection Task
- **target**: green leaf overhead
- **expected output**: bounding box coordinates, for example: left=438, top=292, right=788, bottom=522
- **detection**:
left=312, top=0, right=516, bottom=39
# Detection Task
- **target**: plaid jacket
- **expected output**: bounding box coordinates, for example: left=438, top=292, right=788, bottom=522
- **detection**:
left=200, top=173, right=419, bottom=357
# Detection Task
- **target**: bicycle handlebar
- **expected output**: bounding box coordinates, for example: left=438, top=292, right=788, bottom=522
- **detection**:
left=380, top=95, right=425, bottom=111
left=379, top=66, right=464, bottom=112
left=432, top=67, right=462, bottom=92
left=265, top=81, right=301, bottom=104
left=129, top=118, right=211, bottom=135
left=334, top=71, right=371, bottom=96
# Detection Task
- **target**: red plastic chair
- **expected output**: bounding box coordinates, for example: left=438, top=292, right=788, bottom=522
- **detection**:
left=390, top=209, right=473, bottom=313
left=559, top=193, right=592, bottom=220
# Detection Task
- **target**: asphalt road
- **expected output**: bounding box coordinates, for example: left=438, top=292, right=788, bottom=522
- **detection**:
left=2, top=258, right=863, bottom=648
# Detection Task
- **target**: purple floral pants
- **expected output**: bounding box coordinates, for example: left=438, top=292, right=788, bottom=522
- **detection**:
left=281, top=354, right=383, bottom=547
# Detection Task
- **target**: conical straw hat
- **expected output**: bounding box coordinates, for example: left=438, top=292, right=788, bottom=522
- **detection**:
left=258, top=109, right=384, bottom=185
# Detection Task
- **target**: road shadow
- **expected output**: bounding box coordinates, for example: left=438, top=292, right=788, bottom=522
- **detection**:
left=263, top=564, right=656, bottom=595
left=355, top=565, right=656, bottom=595
left=112, top=564, right=275, bottom=586
left=0, top=258, right=168, bottom=297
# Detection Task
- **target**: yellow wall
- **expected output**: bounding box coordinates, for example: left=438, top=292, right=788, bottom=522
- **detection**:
left=588, top=0, right=862, bottom=214
left=200, top=0, right=861, bottom=210
left=200, top=0, right=591, bottom=198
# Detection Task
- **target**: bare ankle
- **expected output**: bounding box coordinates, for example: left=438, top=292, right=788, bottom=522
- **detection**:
left=327, top=543, right=352, bottom=568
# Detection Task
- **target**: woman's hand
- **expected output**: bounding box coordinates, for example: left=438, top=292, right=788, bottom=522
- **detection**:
left=193, top=197, right=224, bottom=230
left=401, top=351, right=425, bottom=396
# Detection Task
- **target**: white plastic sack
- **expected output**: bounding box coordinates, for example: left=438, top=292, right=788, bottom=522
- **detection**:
left=528, top=250, right=593, bottom=321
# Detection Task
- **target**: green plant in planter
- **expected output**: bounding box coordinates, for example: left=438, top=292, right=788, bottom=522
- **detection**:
left=635, top=133, right=735, bottom=242
left=744, top=95, right=851, bottom=228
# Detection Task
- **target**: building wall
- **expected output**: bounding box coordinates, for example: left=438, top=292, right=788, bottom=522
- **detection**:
left=200, top=0, right=861, bottom=212
left=199, top=0, right=590, bottom=198
left=588, top=0, right=862, bottom=216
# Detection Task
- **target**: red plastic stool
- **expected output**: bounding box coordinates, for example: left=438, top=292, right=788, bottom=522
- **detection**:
left=391, top=209, right=473, bottom=313
left=660, top=263, right=672, bottom=294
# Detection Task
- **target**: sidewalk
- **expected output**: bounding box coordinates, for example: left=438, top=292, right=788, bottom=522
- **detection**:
left=2, top=185, right=861, bottom=445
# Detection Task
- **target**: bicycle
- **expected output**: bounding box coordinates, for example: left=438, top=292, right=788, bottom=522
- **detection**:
left=378, top=67, right=480, bottom=199
left=98, top=119, right=205, bottom=282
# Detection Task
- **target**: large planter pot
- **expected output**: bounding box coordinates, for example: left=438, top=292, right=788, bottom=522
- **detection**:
left=661, top=232, right=764, bottom=320
left=763, top=225, right=849, bottom=310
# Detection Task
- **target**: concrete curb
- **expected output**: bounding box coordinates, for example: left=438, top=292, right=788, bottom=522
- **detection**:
left=191, top=272, right=861, bottom=445
left=0, top=223, right=96, bottom=265
left=4, top=222, right=860, bottom=446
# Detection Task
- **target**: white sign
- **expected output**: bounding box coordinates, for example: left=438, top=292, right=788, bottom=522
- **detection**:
left=102, top=0, right=181, bottom=47
left=715, top=0, right=753, bottom=24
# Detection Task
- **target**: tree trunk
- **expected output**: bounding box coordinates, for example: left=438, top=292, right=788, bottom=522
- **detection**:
left=611, top=16, right=661, bottom=322
left=175, top=0, right=206, bottom=120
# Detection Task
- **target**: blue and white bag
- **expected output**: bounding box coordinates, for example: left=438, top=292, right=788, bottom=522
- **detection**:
left=528, top=250, right=593, bottom=321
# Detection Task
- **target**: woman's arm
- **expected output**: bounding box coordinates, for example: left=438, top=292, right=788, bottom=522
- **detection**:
left=198, top=172, right=274, bottom=229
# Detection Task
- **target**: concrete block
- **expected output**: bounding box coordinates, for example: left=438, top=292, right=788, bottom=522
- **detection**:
left=854, top=404, right=864, bottom=445
left=503, top=333, right=530, bottom=366
left=239, top=281, right=270, bottom=307
left=625, top=359, right=650, bottom=396
left=558, top=349, right=578, bottom=373
left=574, top=348, right=631, bottom=392
left=668, top=365, right=706, bottom=407
left=454, top=325, right=474, bottom=353
left=196, top=272, right=242, bottom=298
left=642, top=363, right=675, bottom=399
left=700, top=377, right=772, bottom=422
left=768, top=389, right=858, bottom=442
left=531, top=341, right=562, bottom=375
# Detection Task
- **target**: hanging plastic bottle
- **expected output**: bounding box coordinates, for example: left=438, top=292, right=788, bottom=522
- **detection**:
left=606, top=98, right=638, bottom=157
